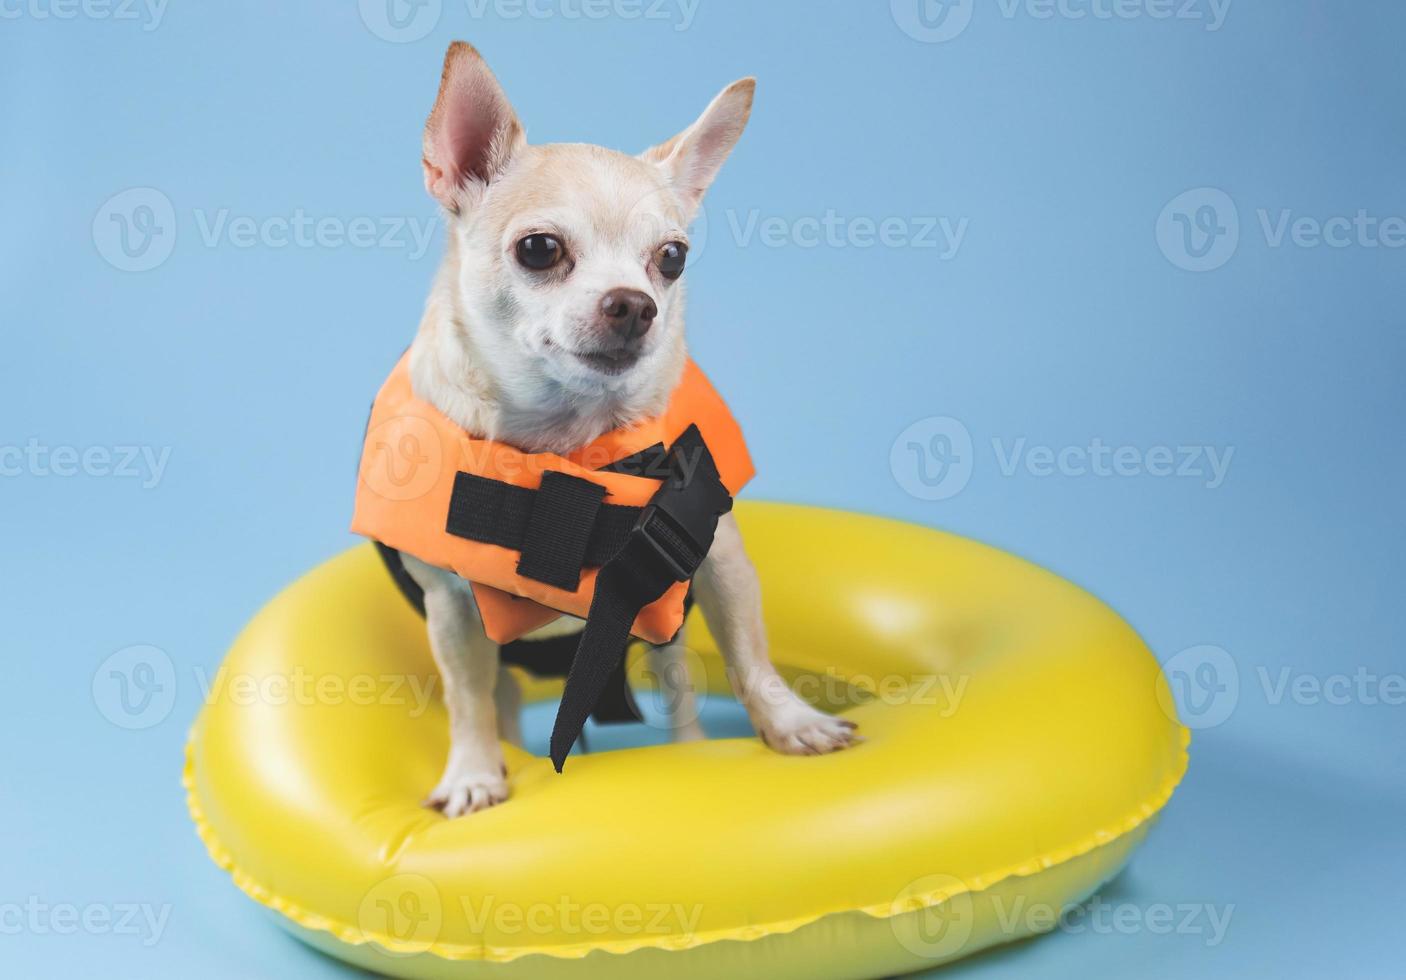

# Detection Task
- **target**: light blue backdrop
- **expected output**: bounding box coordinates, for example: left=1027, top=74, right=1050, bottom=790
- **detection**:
left=2, top=1, right=1402, bottom=977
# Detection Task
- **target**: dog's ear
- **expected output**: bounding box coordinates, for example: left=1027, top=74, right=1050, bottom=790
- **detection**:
left=641, top=78, right=755, bottom=217
left=423, top=41, right=525, bottom=211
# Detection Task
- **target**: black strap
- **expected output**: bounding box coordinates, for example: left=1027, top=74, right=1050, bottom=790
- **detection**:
left=514, top=472, right=608, bottom=590
left=446, top=473, right=641, bottom=587
left=548, top=425, right=732, bottom=770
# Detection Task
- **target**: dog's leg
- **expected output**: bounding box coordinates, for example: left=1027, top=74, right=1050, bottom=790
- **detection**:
left=650, top=626, right=706, bottom=742
left=694, top=513, right=859, bottom=755
left=401, top=554, right=510, bottom=815
left=495, top=665, right=523, bottom=747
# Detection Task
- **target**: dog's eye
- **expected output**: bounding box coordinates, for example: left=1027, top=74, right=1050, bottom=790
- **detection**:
left=657, top=241, right=688, bottom=281
left=515, top=234, right=563, bottom=271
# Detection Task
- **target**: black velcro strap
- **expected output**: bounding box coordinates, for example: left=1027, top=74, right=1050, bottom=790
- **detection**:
left=514, top=472, right=607, bottom=590
left=446, top=473, right=641, bottom=573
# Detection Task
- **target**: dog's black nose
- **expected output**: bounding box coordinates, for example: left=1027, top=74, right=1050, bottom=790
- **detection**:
left=600, top=289, right=657, bottom=341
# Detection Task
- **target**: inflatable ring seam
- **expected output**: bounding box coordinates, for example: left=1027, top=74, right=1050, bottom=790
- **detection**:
left=181, top=729, right=1190, bottom=962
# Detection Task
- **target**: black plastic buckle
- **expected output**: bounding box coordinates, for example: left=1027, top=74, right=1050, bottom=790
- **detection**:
left=630, top=503, right=700, bottom=583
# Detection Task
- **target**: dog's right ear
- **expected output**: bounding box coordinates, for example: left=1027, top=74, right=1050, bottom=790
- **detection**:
left=422, top=42, right=525, bottom=211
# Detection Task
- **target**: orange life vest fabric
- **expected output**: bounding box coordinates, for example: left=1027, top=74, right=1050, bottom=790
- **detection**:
left=352, top=354, right=754, bottom=645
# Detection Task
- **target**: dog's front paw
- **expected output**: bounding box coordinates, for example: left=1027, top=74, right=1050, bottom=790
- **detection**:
left=754, top=696, right=859, bottom=756
left=424, top=759, right=510, bottom=817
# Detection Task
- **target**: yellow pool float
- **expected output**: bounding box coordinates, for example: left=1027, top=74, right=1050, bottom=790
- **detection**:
left=184, top=502, right=1189, bottom=979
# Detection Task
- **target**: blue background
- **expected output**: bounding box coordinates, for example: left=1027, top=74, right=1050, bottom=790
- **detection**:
left=3, top=0, right=1403, bottom=976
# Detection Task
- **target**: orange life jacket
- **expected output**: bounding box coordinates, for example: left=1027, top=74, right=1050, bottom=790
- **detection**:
left=351, top=353, right=754, bottom=646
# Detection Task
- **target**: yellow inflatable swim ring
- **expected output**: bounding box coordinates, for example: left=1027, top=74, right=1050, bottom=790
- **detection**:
left=184, top=503, right=1189, bottom=979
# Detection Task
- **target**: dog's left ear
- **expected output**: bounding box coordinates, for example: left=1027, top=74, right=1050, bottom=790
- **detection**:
left=641, top=78, right=755, bottom=217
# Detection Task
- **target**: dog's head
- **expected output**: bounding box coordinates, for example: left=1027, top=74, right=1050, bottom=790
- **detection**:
left=421, top=42, right=753, bottom=431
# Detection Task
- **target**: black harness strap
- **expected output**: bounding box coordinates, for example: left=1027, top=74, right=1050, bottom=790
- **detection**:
left=445, top=474, right=641, bottom=575
left=514, top=471, right=608, bottom=591
left=547, top=426, right=732, bottom=771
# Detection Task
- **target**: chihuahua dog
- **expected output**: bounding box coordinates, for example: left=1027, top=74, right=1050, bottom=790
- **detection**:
left=398, top=42, right=858, bottom=817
